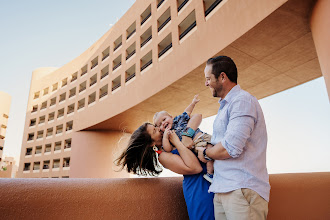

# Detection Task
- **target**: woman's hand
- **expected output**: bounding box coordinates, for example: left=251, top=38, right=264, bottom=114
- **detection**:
left=168, top=129, right=180, bottom=145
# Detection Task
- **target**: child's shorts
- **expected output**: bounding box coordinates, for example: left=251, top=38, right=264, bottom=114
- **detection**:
left=192, top=133, right=212, bottom=153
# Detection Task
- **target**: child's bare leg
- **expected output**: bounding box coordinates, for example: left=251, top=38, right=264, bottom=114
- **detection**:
left=206, top=160, right=214, bottom=174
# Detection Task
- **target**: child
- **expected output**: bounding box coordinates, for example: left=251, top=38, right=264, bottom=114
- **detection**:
left=153, top=95, right=214, bottom=183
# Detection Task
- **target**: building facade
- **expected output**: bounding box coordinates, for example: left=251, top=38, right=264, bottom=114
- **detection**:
left=0, top=91, right=11, bottom=166
left=17, top=0, right=328, bottom=178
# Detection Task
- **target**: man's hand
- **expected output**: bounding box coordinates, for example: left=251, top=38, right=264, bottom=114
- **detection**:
left=182, top=136, right=194, bottom=149
left=195, top=147, right=208, bottom=163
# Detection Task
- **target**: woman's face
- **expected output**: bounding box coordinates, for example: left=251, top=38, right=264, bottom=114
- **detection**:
left=146, top=124, right=163, bottom=147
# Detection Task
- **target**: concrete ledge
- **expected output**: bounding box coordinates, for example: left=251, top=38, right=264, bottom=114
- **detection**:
left=0, top=173, right=330, bottom=219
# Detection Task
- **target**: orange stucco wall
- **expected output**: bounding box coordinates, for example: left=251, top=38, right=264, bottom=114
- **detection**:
left=70, top=130, right=130, bottom=178
left=0, top=173, right=329, bottom=219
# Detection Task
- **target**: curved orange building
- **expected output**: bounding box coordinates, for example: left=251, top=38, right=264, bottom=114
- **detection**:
left=17, top=0, right=328, bottom=178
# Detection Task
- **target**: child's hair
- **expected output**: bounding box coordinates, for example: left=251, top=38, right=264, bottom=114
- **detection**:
left=114, top=122, right=163, bottom=176
left=153, top=110, right=170, bottom=124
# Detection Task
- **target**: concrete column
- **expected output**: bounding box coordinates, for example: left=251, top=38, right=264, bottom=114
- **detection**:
left=70, top=130, right=131, bottom=178
left=311, top=0, right=330, bottom=101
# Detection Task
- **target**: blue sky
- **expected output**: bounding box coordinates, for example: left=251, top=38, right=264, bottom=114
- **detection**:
left=1, top=1, right=329, bottom=175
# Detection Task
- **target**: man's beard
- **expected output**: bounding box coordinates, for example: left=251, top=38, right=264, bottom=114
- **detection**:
left=212, top=83, right=222, bottom=97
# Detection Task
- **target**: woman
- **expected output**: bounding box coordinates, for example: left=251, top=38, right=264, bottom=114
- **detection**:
left=115, top=121, right=214, bottom=220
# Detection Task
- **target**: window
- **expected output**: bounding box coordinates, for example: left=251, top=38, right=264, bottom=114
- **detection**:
left=27, top=133, right=34, bottom=141
left=63, top=157, right=70, bottom=168
left=99, top=85, right=108, bottom=99
left=41, top=101, right=47, bottom=110
left=178, top=0, right=189, bottom=12
left=56, top=125, right=63, bottom=135
left=48, top=112, right=55, bottom=122
left=36, top=145, right=42, bottom=154
left=126, top=42, right=136, bottom=60
left=62, top=78, right=68, bottom=88
left=126, top=22, right=136, bottom=40
left=140, top=51, right=153, bottom=72
left=43, top=87, right=49, bottom=96
left=33, top=162, right=40, bottom=171
left=113, top=55, right=122, bottom=71
left=157, top=0, right=165, bottom=8
left=204, top=0, right=223, bottom=17
left=24, top=163, right=31, bottom=171
left=79, top=81, right=87, bottom=93
left=45, top=144, right=52, bottom=153
left=102, top=47, right=110, bottom=61
left=37, top=130, right=44, bottom=139
left=78, top=98, right=85, bottom=110
left=53, top=159, right=60, bottom=168
left=30, top=118, right=36, bottom=127
left=57, top=108, right=64, bottom=118
left=90, top=74, right=97, bottom=87
left=71, top=72, right=78, bottom=82
left=39, top=116, right=45, bottom=124
left=43, top=160, right=50, bottom=169
left=141, top=5, right=151, bottom=26
left=34, top=91, right=40, bottom=99
left=66, top=121, right=73, bottom=131
left=158, top=33, right=172, bottom=58
left=125, top=64, right=136, bottom=83
left=101, top=65, right=109, bottom=80
left=50, top=97, right=56, bottom=107
left=67, top=103, right=75, bottom=115
left=141, top=27, right=152, bottom=48
left=178, top=10, right=196, bottom=40
left=26, top=148, right=33, bottom=156
left=88, top=92, right=96, bottom=105
left=54, top=141, right=61, bottom=151
left=69, top=87, right=76, bottom=98
left=32, top=105, right=38, bottom=113
left=158, top=8, right=171, bottom=32
left=112, top=76, right=121, bottom=91
left=46, top=128, right=53, bottom=137
left=81, top=65, right=88, bottom=77
left=64, top=139, right=72, bottom=149
left=114, top=35, right=122, bottom=52
left=91, top=56, right=98, bottom=70
left=52, top=83, right=58, bottom=92
left=59, top=92, right=66, bottom=102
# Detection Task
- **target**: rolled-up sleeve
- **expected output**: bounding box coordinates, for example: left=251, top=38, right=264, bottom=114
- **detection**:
left=221, top=98, right=257, bottom=158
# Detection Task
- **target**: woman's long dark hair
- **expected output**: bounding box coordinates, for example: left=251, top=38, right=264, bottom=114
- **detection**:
left=115, top=122, right=163, bottom=176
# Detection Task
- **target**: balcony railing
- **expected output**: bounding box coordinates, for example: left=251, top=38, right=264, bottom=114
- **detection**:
left=25, top=151, right=32, bottom=156
left=91, top=62, right=98, bottom=70
left=90, top=80, right=97, bottom=87
left=126, top=29, right=136, bottom=40
left=158, top=17, right=171, bottom=32
left=100, top=91, right=108, bottom=99
left=102, top=53, right=109, bottom=61
left=157, top=0, right=165, bottom=8
left=125, top=73, right=136, bottom=83
left=113, top=62, right=122, bottom=71
left=178, top=0, right=189, bottom=12
left=141, top=13, right=151, bottom=25
left=126, top=50, right=136, bottom=60
left=158, top=43, right=172, bottom=58
left=81, top=70, right=87, bottom=76
left=179, top=21, right=196, bottom=40
left=114, top=42, right=122, bottom=52
left=205, top=0, right=222, bottom=17
left=141, top=36, right=152, bottom=48
left=112, top=83, right=121, bottom=91
left=141, top=60, right=152, bottom=72
left=101, top=72, right=109, bottom=80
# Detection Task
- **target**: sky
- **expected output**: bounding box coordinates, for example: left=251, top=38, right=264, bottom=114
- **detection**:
left=1, top=1, right=329, bottom=175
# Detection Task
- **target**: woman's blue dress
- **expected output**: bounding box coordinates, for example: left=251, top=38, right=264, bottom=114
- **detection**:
left=172, top=149, right=214, bottom=220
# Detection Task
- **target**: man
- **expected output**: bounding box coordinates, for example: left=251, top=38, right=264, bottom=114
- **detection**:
left=196, top=56, right=270, bottom=220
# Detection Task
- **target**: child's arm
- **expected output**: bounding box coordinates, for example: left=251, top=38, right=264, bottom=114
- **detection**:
left=182, top=113, right=202, bottom=149
left=162, top=128, right=173, bottom=152
left=184, top=95, right=200, bottom=117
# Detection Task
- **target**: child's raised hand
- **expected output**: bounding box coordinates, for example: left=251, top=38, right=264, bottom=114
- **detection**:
left=192, top=94, right=200, bottom=104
